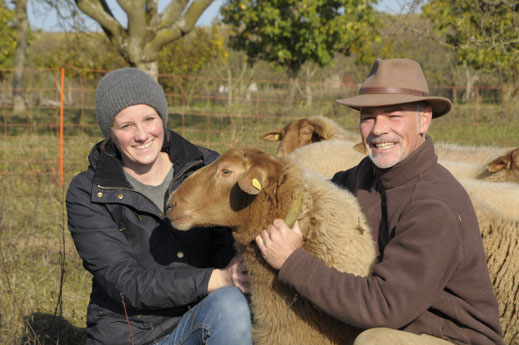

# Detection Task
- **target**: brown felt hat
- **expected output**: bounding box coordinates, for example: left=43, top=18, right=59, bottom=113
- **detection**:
left=336, top=58, right=452, bottom=118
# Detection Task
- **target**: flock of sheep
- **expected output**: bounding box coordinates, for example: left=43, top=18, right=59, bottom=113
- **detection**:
left=166, top=115, right=518, bottom=345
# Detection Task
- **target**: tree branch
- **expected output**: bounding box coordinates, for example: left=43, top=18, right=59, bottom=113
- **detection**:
left=75, top=0, right=129, bottom=62
left=157, top=0, right=189, bottom=29
left=75, top=0, right=124, bottom=36
left=146, top=0, right=213, bottom=55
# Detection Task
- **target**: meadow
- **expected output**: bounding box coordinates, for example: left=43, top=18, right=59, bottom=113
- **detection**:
left=0, top=84, right=518, bottom=344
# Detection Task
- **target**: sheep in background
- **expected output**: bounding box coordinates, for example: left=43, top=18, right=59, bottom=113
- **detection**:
left=287, top=139, right=366, bottom=178
left=261, top=116, right=517, bottom=183
left=434, top=142, right=513, bottom=164
left=167, top=148, right=377, bottom=345
left=260, top=116, right=518, bottom=183
left=470, top=197, right=519, bottom=345
left=353, top=142, right=518, bottom=183
left=437, top=159, right=486, bottom=180
left=438, top=150, right=519, bottom=183
left=259, top=115, right=365, bottom=177
left=260, top=115, right=359, bottom=157
left=484, top=148, right=519, bottom=183
left=286, top=142, right=507, bottom=182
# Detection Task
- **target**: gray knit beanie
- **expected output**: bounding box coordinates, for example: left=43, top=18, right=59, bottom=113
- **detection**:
left=96, top=68, right=169, bottom=138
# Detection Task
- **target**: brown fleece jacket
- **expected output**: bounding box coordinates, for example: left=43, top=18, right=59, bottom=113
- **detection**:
left=278, top=137, right=504, bottom=345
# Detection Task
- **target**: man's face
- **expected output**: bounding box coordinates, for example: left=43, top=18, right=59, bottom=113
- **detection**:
left=359, top=103, right=432, bottom=169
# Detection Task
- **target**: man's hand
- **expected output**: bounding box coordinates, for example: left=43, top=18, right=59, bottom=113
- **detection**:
left=208, top=255, right=249, bottom=293
left=255, top=219, right=303, bottom=270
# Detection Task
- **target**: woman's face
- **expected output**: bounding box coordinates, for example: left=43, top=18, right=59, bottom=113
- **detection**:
left=111, top=104, right=164, bottom=171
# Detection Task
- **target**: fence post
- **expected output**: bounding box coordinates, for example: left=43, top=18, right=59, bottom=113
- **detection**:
left=475, top=86, right=479, bottom=126
left=452, top=87, right=456, bottom=121
left=60, top=67, right=65, bottom=187
left=2, top=75, right=6, bottom=136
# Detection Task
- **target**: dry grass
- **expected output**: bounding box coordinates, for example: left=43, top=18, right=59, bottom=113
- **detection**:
left=0, top=100, right=517, bottom=344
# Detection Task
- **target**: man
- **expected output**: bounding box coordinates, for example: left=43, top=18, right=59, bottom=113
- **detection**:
left=255, top=58, right=504, bottom=345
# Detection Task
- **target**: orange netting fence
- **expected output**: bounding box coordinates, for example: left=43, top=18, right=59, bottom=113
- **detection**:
left=0, top=66, right=516, bottom=185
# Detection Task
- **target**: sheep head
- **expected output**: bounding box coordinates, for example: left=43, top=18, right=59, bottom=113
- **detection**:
left=486, top=148, right=519, bottom=182
left=260, top=118, right=326, bottom=157
left=167, top=148, right=298, bottom=245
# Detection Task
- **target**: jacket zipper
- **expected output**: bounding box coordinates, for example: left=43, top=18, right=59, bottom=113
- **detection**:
left=96, top=185, right=164, bottom=214
left=170, top=159, right=203, bottom=188
left=96, top=159, right=204, bottom=215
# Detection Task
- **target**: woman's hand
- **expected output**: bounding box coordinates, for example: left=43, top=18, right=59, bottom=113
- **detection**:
left=208, top=255, right=249, bottom=293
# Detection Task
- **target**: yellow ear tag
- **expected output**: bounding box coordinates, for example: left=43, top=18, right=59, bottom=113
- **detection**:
left=274, top=134, right=281, bottom=141
left=252, top=178, right=262, bottom=190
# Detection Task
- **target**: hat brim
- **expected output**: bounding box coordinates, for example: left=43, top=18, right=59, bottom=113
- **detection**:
left=336, top=94, right=452, bottom=118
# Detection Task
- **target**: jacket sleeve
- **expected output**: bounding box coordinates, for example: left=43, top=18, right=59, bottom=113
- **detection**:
left=66, top=173, right=213, bottom=310
left=278, top=199, right=461, bottom=329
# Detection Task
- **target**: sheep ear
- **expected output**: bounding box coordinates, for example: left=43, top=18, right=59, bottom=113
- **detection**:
left=261, top=130, right=282, bottom=142
left=353, top=142, right=367, bottom=155
left=486, top=153, right=510, bottom=172
left=309, top=121, right=327, bottom=141
left=237, top=166, right=268, bottom=195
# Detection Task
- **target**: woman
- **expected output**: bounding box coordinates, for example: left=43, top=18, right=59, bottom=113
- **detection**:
left=66, top=68, right=252, bottom=345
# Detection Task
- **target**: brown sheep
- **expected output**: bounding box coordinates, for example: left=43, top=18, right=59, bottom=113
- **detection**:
left=484, top=148, right=519, bottom=183
left=260, top=115, right=359, bottom=157
left=167, top=148, right=377, bottom=345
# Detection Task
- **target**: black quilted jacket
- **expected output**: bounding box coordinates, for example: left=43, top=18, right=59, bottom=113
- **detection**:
left=66, top=129, right=235, bottom=345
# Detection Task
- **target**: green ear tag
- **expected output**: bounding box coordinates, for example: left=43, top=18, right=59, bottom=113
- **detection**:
left=252, top=178, right=262, bottom=190
left=274, top=134, right=281, bottom=141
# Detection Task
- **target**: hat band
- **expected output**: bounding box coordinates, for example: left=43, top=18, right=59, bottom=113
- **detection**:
left=359, top=87, right=429, bottom=97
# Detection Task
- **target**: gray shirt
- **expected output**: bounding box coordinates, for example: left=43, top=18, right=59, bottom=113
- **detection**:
left=124, top=166, right=174, bottom=213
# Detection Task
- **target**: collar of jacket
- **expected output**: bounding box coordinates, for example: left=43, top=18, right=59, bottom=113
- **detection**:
left=90, top=129, right=205, bottom=189
left=373, top=135, right=438, bottom=190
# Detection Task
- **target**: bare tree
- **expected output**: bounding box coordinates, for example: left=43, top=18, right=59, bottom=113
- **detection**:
left=12, top=0, right=28, bottom=113
left=75, top=0, right=214, bottom=76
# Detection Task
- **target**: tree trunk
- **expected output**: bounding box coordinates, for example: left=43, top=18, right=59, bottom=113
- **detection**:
left=302, top=64, right=318, bottom=107
left=13, top=0, right=28, bottom=114
left=136, top=61, right=158, bottom=79
left=75, top=0, right=214, bottom=77
left=462, top=62, right=479, bottom=103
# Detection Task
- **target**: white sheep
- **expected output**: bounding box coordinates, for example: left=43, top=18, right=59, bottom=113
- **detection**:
left=458, top=178, right=519, bottom=220
left=438, top=159, right=488, bottom=180
left=287, top=138, right=366, bottom=178
left=167, top=148, right=377, bottom=345
left=470, top=196, right=519, bottom=345
left=439, top=148, right=519, bottom=184
left=434, top=142, right=513, bottom=165
left=260, top=115, right=359, bottom=157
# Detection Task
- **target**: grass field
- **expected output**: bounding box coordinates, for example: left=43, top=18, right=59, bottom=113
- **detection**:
left=0, top=99, right=518, bottom=344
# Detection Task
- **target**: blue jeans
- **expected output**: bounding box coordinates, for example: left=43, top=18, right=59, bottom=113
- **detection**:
left=157, top=286, right=252, bottom=345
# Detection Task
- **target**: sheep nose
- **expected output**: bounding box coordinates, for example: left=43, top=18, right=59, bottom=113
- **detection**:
left=165, top=201, right=176, bottom=215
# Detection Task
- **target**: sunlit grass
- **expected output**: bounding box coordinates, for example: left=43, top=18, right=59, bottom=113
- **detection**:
left=0, top=99, right=517, bottom=344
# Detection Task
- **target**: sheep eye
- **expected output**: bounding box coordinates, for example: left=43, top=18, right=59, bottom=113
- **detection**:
left=221, top=169, right=232, bottom=176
